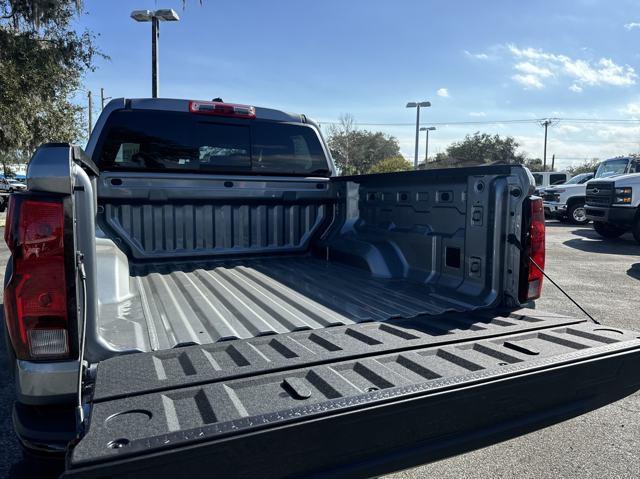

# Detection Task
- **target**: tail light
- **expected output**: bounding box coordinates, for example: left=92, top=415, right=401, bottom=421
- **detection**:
left=4, top=195, right=71, bottom=360
left=519, top=197, right=546, bottom=301
left=189, top=100, right=256, bottom=119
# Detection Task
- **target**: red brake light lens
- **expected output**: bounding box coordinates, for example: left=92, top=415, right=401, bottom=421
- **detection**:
left=4, top=196, right=70, bottom=360
left=189, top=100, right=256, bottom=119
left=525, top=197, right=546, bottom=300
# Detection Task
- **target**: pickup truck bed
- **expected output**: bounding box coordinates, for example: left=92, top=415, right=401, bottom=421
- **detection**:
left=91, top=165, right=515, bottom=358
left=107, top=255, right=479, bottom=351
left=9, top=101, right=640, bottom=478
left=66, top=310, right=640, bottom=477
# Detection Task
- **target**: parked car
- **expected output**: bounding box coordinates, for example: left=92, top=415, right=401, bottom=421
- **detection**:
left=5, top=99, right=640, bottom=478
left=585, top=156, right=640, bottom=242
left=0, top=177, right=27, bottom=193
left=542, top=172, right=594, bottom=224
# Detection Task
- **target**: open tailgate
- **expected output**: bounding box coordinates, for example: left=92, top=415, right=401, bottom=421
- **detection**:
left=64, top=309, right=640, bottom=478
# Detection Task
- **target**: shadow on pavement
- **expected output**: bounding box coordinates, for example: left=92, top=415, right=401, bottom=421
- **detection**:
left=8, top=456, right=64, bottom=479
left=563, top=235, right=639, bottom=255
left=627, top=263, right=640, bottom=281
left=556, top=222, right=639, bottom=255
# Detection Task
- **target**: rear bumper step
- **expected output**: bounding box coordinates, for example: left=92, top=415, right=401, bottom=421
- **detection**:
left=65, top=311, right=640, bottom=477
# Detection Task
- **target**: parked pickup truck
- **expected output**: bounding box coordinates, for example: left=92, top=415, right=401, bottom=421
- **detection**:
left=585, top=156, right=640, bottom=242
left=542, top=172, right=593, bottom=225
left=5, top=98, right=640, bottom=478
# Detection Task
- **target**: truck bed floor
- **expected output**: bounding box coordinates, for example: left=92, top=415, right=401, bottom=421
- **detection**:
left=103, top=256, right=481, bottom=351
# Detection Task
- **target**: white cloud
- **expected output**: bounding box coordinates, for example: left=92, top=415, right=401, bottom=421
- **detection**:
left=464, top=50, right=489, bottom=60
left=624, top=22, right=640, bottom=30
left=437, top=88, right=449, bottom=98
left=507, top=44, right=637, bottom=90
left=468, top=111, right=486, bottom=117
left=512, top=74, right=544, bottom=89
left=557, top=124, right=582, bottom=133
left=622, top=102, right=640, bottom=116
left=514, top=62, right=553, bottom=78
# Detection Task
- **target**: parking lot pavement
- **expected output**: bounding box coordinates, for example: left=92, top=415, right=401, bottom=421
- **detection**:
left=0, top=221, right=639, bottom=478
left=388, top=222, right=640, bottom=479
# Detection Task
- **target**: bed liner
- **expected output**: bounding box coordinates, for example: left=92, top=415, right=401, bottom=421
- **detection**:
left=66, top=308, right=640, bottom=477
left=101, top=256, right=488, bottom=352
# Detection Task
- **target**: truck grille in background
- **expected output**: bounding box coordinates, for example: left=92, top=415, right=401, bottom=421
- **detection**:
left=586, top=182, right=613, bottom=206
left=542, top=192, right=556, bottom=202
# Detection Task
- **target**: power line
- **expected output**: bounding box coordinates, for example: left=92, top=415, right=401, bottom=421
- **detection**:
left=318, top=117, right=640, bottom=127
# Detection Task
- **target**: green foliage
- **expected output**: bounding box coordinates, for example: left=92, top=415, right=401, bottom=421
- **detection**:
left=369, top=155, right=412, bottom=174
left=444, top=132, right=526, bottom=164
left=566, top=159, right=600, bottom=176
left=327, top=114, right=402, bottom=174
left=0, top=0, right=101, bottom=166
left=523, top=158, right=549, bottom=172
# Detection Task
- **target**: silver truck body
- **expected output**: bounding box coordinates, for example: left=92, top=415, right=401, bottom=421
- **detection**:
left=14, top=99, right=532, bottom=406
left=6, top=99, right=640, bottom=478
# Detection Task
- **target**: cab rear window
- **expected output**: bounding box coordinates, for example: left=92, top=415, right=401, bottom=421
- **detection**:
left=96, top=110, right=331, bottom=176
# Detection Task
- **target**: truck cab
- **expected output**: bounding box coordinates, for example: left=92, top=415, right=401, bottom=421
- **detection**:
left=585, top=156, right=640, bottom=242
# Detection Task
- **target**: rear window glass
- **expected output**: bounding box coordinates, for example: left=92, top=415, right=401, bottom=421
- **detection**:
left=550, top=174, right=566, bottom=185
left=96, top=110, right=331, bottom=176
left=532, top=174, right=543, bottom=186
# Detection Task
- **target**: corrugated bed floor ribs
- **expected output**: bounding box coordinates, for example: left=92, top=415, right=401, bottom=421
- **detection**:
left=132, top=256, right=472, bottom=350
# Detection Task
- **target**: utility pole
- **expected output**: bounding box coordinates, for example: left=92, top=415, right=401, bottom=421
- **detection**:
left=539, top=119, right=558, bottom=171
left=551, top=154, right=555, bottom=171
left=87, top=91, right=93, bottom=136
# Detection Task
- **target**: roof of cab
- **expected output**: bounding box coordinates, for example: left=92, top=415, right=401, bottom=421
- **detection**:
left=125, top=98, right=307, bottom=123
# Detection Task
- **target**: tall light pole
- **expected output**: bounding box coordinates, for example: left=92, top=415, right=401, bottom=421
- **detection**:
left=100, top=87, right=112, bottom=110
left=131, top=9, right=180, bottom=98
left=87, top=91, right=93, bottom=136
left=406, top=101, right=431, bottom=169
left=420, top=126, right=436, bottom=164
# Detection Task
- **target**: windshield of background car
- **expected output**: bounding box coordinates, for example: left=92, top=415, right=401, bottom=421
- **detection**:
left=95, top=110, right=331, bottom=177
left=595, top=159, right=629, bottom=178
left=565, top=173, right=592, bottom=184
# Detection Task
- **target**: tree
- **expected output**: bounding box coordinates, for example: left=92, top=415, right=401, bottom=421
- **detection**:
left=326, top=114, right=357, bottom=174
left=566, top=159, right=600, bottom=176
left=523, top=158, right=549, bottom=172
left=369, top=155, right=412, bottom=174
left=327, top=114, right=401, bottom=174
left=444, top=132, right=526, bottom=165
left=0, top=1, right=101, bottom=168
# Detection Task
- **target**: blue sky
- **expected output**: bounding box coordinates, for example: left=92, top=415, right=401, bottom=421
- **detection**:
left=78, top=0, right=640, bottom=169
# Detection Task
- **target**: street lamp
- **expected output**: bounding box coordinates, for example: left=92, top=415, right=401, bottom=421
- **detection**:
left=131, top=9, right=180, bottom=98
left=406, top=101, right=431, bottom=169
left=420, top=126, right=436, bottom=164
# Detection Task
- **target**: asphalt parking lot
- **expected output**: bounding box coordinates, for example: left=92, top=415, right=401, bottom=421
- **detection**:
left=0, top=220, right=639, bottom=478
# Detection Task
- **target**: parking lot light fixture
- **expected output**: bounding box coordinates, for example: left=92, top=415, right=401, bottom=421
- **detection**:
left=131, top=8, right=180, bottom=98
left=420, top=126, right=436, bottom=163
left=407, top=101, right=431, bottom=169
